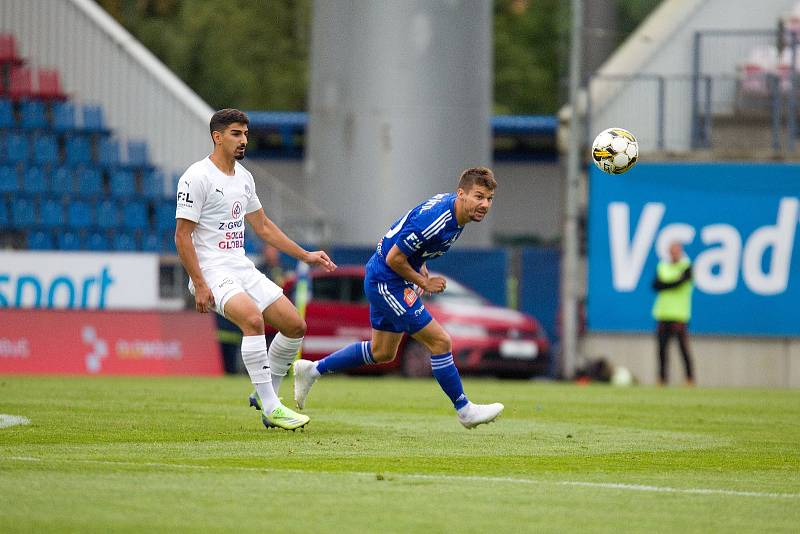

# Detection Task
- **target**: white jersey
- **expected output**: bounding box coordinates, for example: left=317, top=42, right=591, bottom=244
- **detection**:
left=175, top=157, right=262, bottom=270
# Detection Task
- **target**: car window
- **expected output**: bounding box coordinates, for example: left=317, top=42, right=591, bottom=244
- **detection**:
left=312, top=276, right=344, bottom=301
left=425, top=275, right=485, bottom=306
left=346, top=276, right=368, bottom=304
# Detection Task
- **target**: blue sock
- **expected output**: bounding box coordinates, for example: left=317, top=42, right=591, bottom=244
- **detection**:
left=430, top=352, right=468, bottom=410
left=316, top=341, right=375, bottom=374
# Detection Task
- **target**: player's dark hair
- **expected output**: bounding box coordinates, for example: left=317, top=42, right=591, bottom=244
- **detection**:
left=458, top=167, right=497, bottom=192
left=210, top=108, right=249, bottom=138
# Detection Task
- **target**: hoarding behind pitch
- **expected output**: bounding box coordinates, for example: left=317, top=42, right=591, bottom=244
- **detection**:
left=587, top=163, right=800, bottom=336
left=0, top=251, right=159, bottom=310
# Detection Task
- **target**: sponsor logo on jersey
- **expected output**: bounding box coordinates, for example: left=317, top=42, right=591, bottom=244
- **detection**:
left=403, top=287, right=418, bottom=307
left=403, top=232, right=422, bottom=251
left=177, top=191, right=193, bottom=206
left=232, top=201, right=243, bottom=219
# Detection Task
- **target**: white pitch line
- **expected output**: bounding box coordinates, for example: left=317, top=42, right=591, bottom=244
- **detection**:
left=5, top=456, right=798, bottom=500
left=0, top=415, right=30, bottom=429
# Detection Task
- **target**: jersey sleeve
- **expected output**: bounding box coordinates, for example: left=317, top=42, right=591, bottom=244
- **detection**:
left=245, top=172, right=262, bottom=214
left=175, top=169, right=208, bottom=223
left=394, top=206, right=449, bottom=257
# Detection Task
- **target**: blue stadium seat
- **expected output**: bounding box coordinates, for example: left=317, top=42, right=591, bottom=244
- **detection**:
left=22, top=166, right=48, bottom=194
left=50, top=166, right=74, bottom=195
left=96, top=199, right=117, bottom=229
left=33, top=133, right=59, bottom=165
left=0, top=166, right=18, bottom=193
left=39, top=198, right=63, bottom=228
left=75, top=167, right=103, bottom=196
left=141, top=232, right=161, bottom=252
left=112, top=231, right=138, bottom=251
left=0, top=199, right=8, bottom=227
left=86, top=231, right=110, bottom=251
left=65, top=136, right=92, bottom=165
left=51, top=102, right=76, bottom=132
left=245, top=234, right=263, bottom=254
left=4, top=132, right=29, bottom=163
left=155, top=200, right=175, bottom=232
left=122, top=200, right=148, bottom=230
left=141, top=170, right=164, bottom=199
left=27, top=230, right=54, bottom=250
left=11, top=197, right=36, bottom=228
left=109, top=170, right=136, bottom=198
left=127, top=140, right=149, bottom=166
left=67, top=200, right=93, bottom=229
left=57, top=231, right=82, bottom=250
left=97, top=138, right=120, bottom=167
left=0, top=99, right=14, bottom=129
left=19, top=101, right=47, bottom=129
left=82, top=105, right=108, bottom=133
left=161, top=230, right=177, bottom=253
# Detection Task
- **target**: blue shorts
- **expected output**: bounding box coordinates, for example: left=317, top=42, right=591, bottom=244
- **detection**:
left=364, top=275, right=433, bottom=334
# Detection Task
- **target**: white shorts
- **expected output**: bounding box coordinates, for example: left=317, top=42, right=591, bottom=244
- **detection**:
left=189, top=264, right=283, bottom=317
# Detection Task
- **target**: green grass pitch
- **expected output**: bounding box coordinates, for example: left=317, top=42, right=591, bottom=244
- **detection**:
left=1, top=375, right=798, bottom=533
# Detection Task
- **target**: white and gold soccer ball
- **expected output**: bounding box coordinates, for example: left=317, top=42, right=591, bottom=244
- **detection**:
left=591, top=127, right=639, bottom=174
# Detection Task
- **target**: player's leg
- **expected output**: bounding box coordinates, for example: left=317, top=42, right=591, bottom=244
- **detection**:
left=224, top=291, right=308, bottom=430
left=674, top=322, right=695, bottom=385
left=261, top=295, right=306, bottom=395
left=412, top=319, right=504, bottom=429
left=656, top=321, right=670, bottom=385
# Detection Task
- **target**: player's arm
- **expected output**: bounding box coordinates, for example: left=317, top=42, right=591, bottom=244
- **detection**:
left=245, top=208, right=336, bottom=272
left=386, top=245, right=446, bottom=293
left=174, top=218, right=215, bottom=313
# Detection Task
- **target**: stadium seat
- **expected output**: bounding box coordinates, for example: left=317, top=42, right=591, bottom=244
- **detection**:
left=39, top=198, right=63, bottom=228
left=19, top=100, right=47, bottom=129
left=0, top=165, right=18, bottom=193
left=4, top=131, right=29, bottom=163
left=65, top=135, right=92, bottom=165
left=109, top=170, right=136, bottom=198
left=50, top=166, right=74, bottom=195
left=75, top=167, right=103, bottom=196
left=11, top=197, right=36, bottom=228
left=155, top=200, right=175, bottom=232
left=96, top=199, right=118, bottom=229
left=141, top=232, right=161, bottom=252
left=27, top=230, right=54, bottom=250
left=97, top=138, right=120, bottom=167
left=33, top=133, right=59, bottom=165
left=161, top=230, right=177, bottom=253
left=86, top=231, right=110, bottom=251
left=7, top=67, right=33, bottom=100
left=36, top=69, right=67, bottom=101
left=122, top=200, right=148, bottom=230
left=82, top=105, right=108, bottom=134
left=57, top=231, right=81, bottom=250
left=0, top=199, right=8, bottom=227
left=126, top=140, right=149, bottom=166
left=141, top=170, right=164, bottom=198
left=112, top=231, right=138, bottom=251
left=67, top=200, right=93, bottom=229
left=0, top=98, right=14, bottom=128
left=52, top=102, right=76, bottom=132
left=22, top=166, right=47, bottom=194
left=0, top=34, right=23, bottom=66
left=245, top=235, right=263, bottom=254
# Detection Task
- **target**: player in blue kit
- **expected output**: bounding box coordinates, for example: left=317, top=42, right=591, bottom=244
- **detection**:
left=292, top=167, right=504, bottom=429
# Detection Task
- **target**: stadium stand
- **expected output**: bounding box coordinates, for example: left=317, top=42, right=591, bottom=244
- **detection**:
left=0, top=32, right=173, bottom=253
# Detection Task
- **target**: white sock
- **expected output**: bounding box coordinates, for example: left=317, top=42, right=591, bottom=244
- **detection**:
left=241, top=335, right=280, bottom=413
left=310, top=362, right=321, bottom=379
left=268, top=333, right=304, bottom=394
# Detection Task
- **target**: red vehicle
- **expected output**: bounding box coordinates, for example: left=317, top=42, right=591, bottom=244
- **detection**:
left=273, top=265, right=550, bottom=378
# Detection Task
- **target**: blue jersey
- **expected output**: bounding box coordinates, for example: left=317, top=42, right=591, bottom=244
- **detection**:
left=366, top=192, right=463, bottom=284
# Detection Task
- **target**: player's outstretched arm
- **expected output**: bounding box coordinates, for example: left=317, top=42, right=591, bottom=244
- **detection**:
left=175, top=218, right=215, bottom=313
left=245, top=209, right=336, bottom=272
left=386, top=246, right=446, bottom=293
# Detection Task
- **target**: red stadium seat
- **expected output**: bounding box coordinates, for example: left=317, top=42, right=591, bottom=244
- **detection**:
left=0, top=34, right=23, bottom=66
left=7, top=66, right=33, bottom=100
left=36, top=68, right=67, bottom=101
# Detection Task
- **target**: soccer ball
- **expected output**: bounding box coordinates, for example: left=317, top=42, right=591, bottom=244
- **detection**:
left=591, top=127, right=639, bottom=174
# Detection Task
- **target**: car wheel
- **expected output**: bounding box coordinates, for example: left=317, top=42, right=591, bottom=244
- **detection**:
left=400, top=340, right=431, bottom=378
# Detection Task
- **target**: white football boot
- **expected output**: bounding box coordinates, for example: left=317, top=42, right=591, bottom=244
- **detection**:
left=293, top=359, right=319, bottom=410
left=457, top=402, right=504, bottom=429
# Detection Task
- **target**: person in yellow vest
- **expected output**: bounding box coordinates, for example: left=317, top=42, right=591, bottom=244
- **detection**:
left=651, top=241, right=695, bottom=386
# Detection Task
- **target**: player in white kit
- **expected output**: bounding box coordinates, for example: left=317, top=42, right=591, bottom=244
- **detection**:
left=175, top=109, right=336, bottom=430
